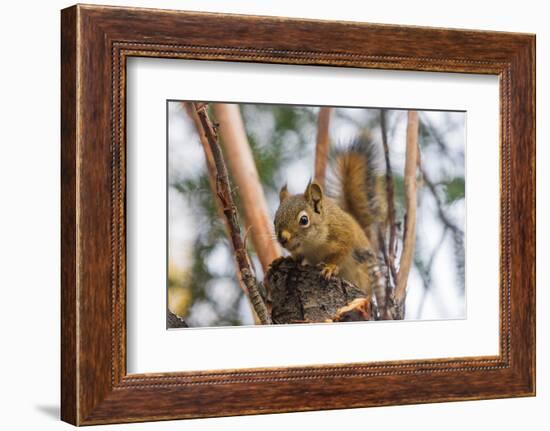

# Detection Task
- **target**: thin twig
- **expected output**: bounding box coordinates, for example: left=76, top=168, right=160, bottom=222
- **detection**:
left=192, top=102, right=272, bottom=324
left=417, top=118, right=465, bottom=289
left=419, top=164, right=464, bottom=238
left=314, top=107, right=332, bottom=189
left=414, top=227, right=452, bottom=320
left=420, top=113, right=452, bottom=157
left=380, top=109, right=398, bottom=284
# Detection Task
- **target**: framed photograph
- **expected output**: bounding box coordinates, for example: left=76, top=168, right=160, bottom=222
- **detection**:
left=61, top=4, right=535, bottom=425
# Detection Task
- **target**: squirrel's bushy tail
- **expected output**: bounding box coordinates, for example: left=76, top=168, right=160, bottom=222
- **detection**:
left=329, top=135, right=387, bottom=235
left=328, top=135, right=388, bottom=310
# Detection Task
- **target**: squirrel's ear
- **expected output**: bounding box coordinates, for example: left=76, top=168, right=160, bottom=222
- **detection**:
left=305, top=181, right=323, bottom=213
left=279, top=184, right=289, bottom=203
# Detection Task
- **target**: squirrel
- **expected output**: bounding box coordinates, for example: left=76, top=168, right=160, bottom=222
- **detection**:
left=273, top=136, right=387, bottom=306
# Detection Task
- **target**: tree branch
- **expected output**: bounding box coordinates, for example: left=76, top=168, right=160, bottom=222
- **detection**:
left=392, top=111, right=419, bottom=316
left=419, top=163, right=464, bottom=238
left=417, top=118, right=465, bottom=290
left=380, top=109, right=398, bottom=284
left=314, top=107, right=332, bottom=189
left=212, top=103, right=281, bottom=274
left=183, top=103, right=226, bottom=211
left=420, top=113, right=452, bottom=158
left=182, top=102, right=261, bottom=323
left=192, top=102, right=272, bottom=324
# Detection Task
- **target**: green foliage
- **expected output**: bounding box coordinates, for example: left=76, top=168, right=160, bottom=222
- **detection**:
left=443, top=177, right=465, bottom=204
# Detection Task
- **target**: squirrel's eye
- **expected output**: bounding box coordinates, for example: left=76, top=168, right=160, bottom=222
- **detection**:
left=298, top=211, right=309, bottom=227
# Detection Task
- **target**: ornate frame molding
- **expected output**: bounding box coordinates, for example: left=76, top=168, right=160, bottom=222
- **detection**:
left=61, top=5, right=534, bottom=425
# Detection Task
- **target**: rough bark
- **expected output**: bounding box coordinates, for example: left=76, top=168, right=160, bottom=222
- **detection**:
left=167, top=309, right=189, bottom=328
left=267, top=257, right=374, bottom=324
left=192, top=102, right=272, bottom=324
left=183, top=102, right=261, bottom=324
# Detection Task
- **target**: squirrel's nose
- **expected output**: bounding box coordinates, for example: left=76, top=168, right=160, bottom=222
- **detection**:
left=278, top=230, right=290, bottom=245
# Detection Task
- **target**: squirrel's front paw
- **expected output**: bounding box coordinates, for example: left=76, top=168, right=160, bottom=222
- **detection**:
left=319, top=263, right=339, bottom=279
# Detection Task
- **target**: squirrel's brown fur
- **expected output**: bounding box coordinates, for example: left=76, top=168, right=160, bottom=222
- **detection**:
left=273, top=137, right=386, bottom=303
left=330, top=136, right=387, bottom=247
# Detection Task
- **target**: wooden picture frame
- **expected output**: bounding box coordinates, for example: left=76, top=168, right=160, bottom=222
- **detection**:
left=61, top=4, right=535, bottom=425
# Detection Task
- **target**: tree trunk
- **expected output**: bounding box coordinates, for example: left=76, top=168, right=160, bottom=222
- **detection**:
left=267, top=257, right=374, bottom=324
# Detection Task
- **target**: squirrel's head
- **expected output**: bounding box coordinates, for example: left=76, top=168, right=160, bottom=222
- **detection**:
left=274, top=181, right=327, bottom=255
